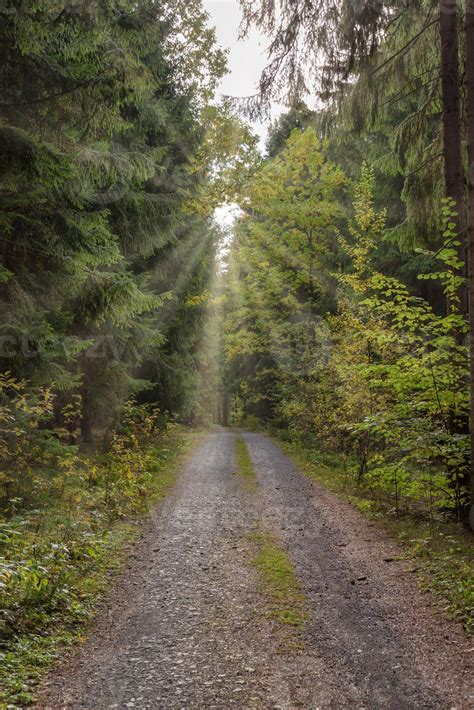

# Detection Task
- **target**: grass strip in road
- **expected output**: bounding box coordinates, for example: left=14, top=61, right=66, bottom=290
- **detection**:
left=235, top=436, right=307, bottom=643
left=235, top=436, right=258, bottom=493
left=248, top=530, right=308, bottom=650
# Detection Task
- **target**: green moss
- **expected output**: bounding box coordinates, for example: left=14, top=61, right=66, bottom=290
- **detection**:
left=235, top=436, right=258, bottom=493
left=248, top=530, right=308, bottom=647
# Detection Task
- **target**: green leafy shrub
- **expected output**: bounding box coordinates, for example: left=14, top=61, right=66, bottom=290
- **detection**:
left=0, top=385, right=190, bottom=706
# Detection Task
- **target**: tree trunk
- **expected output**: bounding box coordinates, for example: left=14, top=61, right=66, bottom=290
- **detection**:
left=80, top=380, right=94, bottom=443
left=440, top=0, right=467, bottom=287
left=465, top=0, right=474, bottom=529
left=221, top=391, right=230, bottom=427
left=440, top=0, right=472, bottom=523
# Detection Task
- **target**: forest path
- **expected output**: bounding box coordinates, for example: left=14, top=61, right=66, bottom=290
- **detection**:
left=38, top=430, right=473, bottom=709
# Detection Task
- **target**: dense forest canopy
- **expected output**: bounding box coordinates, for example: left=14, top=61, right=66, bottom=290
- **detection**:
left=0, top=0, right=250, bottom=442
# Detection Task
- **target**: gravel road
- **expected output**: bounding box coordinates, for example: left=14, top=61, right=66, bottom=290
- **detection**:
left=37, top=429, right=473, bottom=709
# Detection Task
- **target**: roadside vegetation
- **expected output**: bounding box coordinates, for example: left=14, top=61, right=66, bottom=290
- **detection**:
left=225, top=151, right=468, bottom=524
left=223, top=135, right=473, bottom=632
